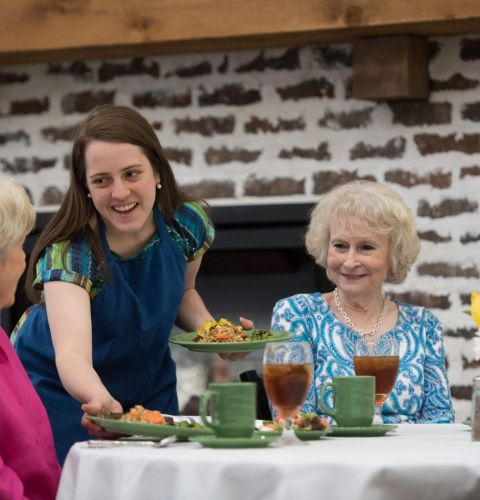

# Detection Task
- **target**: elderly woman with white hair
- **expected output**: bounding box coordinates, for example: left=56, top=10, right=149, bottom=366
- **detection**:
left=271, top=180, right=454, bottom=423
left=0, top=176, right=60, bottom=499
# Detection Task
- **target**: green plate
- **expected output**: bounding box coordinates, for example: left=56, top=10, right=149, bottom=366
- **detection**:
left=255, top=428, right=331, bottom=441
left=189, top=434, right=279, bottom=448
left=87, top=416, right=213, bottom=441
left=329, top=424, right=397, bottom=437
left=169, top=329, right=294, bottom=352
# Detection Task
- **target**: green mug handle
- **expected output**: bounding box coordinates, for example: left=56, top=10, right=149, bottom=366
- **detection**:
left=318, top=381, right=337, bottom=420
left=199, top=390, right=220, bottom=432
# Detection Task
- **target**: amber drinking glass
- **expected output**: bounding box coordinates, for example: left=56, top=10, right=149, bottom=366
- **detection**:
left=262, top=341, right=313, bottom=444
left=353, top=335, right=399, bottom=423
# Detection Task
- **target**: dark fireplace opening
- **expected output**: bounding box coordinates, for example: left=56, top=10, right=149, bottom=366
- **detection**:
left=195, top=203, right=334, bottom=328
left=197, top=247, right=332, bottom=328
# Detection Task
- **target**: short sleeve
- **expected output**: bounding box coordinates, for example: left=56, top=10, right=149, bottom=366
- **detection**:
left=169, top=201, right=215, bottom=261
left=33, top=237, right=103, bottom=298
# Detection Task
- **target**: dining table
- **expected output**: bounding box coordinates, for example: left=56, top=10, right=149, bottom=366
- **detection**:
left=56, top=423, right=480, bottom=500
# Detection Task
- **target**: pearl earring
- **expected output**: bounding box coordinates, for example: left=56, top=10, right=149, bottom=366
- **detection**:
left=87, top=193, right=92, bottom=198
left=156, top=183, right=162, bottom=190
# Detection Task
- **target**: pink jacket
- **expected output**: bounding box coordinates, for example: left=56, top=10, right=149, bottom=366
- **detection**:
left=0, top=328, right=60, bottom=500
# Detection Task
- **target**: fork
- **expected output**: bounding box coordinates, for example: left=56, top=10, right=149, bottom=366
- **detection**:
left=86, top=435, right=177, bottom=448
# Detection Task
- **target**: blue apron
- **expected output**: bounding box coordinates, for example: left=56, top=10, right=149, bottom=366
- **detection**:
left=14, top=207, right=186, bottom=464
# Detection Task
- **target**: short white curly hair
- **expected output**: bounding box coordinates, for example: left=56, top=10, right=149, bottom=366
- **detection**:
left=305, top=180, right=420, bottom=283
left=0, top=176, right=35, bottom=262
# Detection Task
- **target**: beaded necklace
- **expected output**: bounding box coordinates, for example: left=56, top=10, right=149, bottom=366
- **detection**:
left=333, top=287, right=387, bottom=337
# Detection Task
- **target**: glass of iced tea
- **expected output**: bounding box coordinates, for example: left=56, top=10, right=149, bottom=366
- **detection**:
left=353, top=335, right=399, bottom=423
left=262, top=341, right=313, bottom=444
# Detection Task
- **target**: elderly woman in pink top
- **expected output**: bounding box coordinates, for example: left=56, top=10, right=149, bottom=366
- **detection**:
left=0, top=176, right=60, bottom=499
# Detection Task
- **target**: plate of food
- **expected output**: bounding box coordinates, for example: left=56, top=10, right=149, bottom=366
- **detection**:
left=88, top=405, right=213, bottom=441
left=256, top=413, right=331, bottom=441
left=169, top=318, right=294, bottom=352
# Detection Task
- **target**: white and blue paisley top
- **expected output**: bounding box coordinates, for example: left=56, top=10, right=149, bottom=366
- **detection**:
left=271, top=293, right=454, bottom=423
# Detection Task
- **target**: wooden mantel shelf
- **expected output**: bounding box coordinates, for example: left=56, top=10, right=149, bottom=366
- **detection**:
left=1, top=0, right=480, bottom=65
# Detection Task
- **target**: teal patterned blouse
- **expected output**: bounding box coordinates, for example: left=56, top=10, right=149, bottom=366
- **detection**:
left=32, top=200, right=214, bottom=299
left=271, top=293, right=455, bottom=424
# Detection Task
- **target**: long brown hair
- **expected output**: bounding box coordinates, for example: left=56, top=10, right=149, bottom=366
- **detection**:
left=26, top=105, right=192, bottom=303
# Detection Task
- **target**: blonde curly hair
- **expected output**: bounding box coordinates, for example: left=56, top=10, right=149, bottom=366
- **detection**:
left=305, top=181, right=420, bottom=283
left=0, top=176, right=35, bottom=262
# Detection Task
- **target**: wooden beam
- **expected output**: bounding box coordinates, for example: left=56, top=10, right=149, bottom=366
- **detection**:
left=1, top=1, right=480, bottom=65
left=352, top=36, right=429, bottom=101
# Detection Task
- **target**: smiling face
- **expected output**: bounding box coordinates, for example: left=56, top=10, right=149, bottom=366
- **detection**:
left=85, top=140, right=160, bottom=243
left=0, top=238, right=27, bottom=309
left=326, top=218, right=390, bottom=298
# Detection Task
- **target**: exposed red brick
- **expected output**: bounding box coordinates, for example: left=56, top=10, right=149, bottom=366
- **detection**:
left=462, top=356, right=480, bottom=370
left=417, top=198, right=478, bottom=218
left=217, top=56, right=228, bottom=74
left=427, top=40, right=442, bottom=61
left=98, top=58, right=159, bottom=82
left=9, top=97, right=49, bottom=115
left=387, top=291, right=450, bottom=309
left=0, top=71, right=29, bottom=84
left=41, top=124, right=79, bottom=143
left=235, top=48, right=300, bottom=73
left=174, top=115, right=235, bottom=136
left=47, top=61, right=93, bottom=81
left=462, top=102, right=480, bottom=122
left=460, top=165, right=480, bottom=178
left=205, top=146, right=261, bottom=165
left=460, top=293, right=471, bottom=306
left=417, top=262, right=479, bottom=279
left=350, top=137, right=406, bottom=160
left=445, top=327, right=479, bottom=340
left=166, top=61, right=212, bottom=78
left=243, top=175, right=305, bottom=196
left=62, top=90, right=115, bottom=114
left=431, top=73, right=479, bottom=91
left=41, top=186, right=64, bottom=206
left=133, top=89, right=191, bottom=108
left=313, top=170, right=375, bottom=194
left=163, top=148, right=192, bottom=166
left=461, top=232, right=480, bottom=244
left=389, top=102, right=451, bottom=126
left=318, top=107, right=373, bottom=130
left=245, top=116, right=305, bottom=134
left=385, top=169, right=451, bottom=189
left=181, top=180, right=235, bottom=199
left=450, top=385, right=472, bottom=400
left=312, top=45, right=352, bottom=67
left=279, top=143, right=330, bottom=161
left=276, top=78, right=334, bottom=101
left=460, top=38, right=480, bottom=61
left=198, top=84, right=261, bottom=106
left=414, top=133, right=480, bottom=155
left=344, top=77, right=352, bottom=99
left=1, top=157, right=56, bottom=174
left=0, top=130, right=30, bottom=146
left=417, top=230, right=451, bottom=243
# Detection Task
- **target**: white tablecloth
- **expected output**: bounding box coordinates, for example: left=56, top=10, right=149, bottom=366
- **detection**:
left=57, top=424, right=480, bottom=500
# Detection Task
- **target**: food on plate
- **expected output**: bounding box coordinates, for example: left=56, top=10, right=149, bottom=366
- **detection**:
left=121, top=405, right=173, bottom=425
left=193, top=318, right=273, bottom=343
left=260, top=412, right=330, bottom=432
left=194, top=318, right=246, bottom=343
left=117, top=405, right=204, bottom=429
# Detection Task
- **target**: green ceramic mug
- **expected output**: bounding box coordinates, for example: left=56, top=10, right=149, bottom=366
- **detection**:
left=199, top=382, right=256, bottom=438
left=318, top=376, right=375, bottom=427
